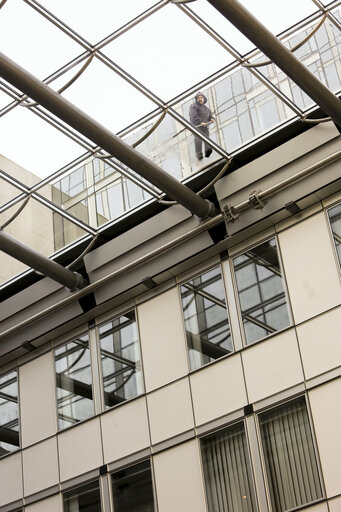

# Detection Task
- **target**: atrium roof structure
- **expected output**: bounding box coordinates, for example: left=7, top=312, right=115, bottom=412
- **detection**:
left=0, top=0, right=341, bottom=290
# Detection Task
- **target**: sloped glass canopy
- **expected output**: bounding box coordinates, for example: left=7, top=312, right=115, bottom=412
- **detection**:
left=0, top=0, right=340, bottom=285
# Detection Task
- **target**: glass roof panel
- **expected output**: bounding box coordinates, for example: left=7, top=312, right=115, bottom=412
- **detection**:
left=54, top=56, right=157, bottom=135
left=37, top=0, right=158, bottom=45
left=0, top=106, right=86, bottom=179
left=239, top=0, right=318, bottom=36
left=0, top=0, right=84, bottom=80
left=0, top=89, right=14, bottom=110
left=185, top=0, right=255, bottom=55
left=102, top=3, right=234, bottom=100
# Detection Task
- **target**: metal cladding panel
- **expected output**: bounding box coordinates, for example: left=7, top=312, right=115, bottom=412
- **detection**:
left=90, top=231, right=213, bottom=305
left=215, top=123, right=341, bottom=235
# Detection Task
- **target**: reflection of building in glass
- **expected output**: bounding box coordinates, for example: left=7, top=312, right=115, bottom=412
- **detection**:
left=50, top=11, right=341, bottom=241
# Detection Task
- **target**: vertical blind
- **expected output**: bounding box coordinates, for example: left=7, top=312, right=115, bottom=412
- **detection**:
left=201, top=422, right=257, bottom=512
left=259, top=397, right=323, bottom=512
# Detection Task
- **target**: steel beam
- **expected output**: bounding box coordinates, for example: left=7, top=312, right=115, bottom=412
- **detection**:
left=207, top=0, right=341, bottom=127
left=0, top=229, right=88, bottom=290
left=0, top=52, right=216, bottom=219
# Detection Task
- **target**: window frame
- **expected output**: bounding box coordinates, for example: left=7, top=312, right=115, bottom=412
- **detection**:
left=0, top=367, right=20, bottom=458
left=96, top=307, right=145, bottom=413
left=178, top=261, right=235, bottom=372
left=229, top=234, right=293, bottom=347
left=326, top=200, right=341, bottom=275
left=255, top=395, right=325, bottom=512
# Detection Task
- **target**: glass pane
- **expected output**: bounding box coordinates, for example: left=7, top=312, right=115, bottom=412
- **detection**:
left=0, top=370, right=19, bottom=456
left=99, top=310, right=143, bottom=409
left=328, top=202, right=341, bottom=266
left=103, top=4, right=233, bottom=99
left=63, top=480, right=101, bottom=512
left=233, top=238, right=290, bottom=345
left=180, top=266, right=233, bottom=371
left=54, top=334, right=94, bottom=430
left=259, top=397, right=323, bottom=512
left=112, top=460, right=155, bottom=512
left=201, top=422, right=257, bottom=512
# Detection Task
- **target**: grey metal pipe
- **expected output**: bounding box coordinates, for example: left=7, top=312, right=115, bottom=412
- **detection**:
left=0, top=229, right=88, bottom=290
left=207, top=0, right=341, bottom=128
left=0, top=213, right=224, bottom=342
left=0, top=52, right=216, bottom=219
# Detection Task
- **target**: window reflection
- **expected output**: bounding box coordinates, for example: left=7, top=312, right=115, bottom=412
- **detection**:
left=233, top=238, right=290, bottom=345
left=112, top=460, right=155, bottom=512
left=99, top=310, right=143, bottom=409
left=328, top=202, right=341, bottom=267
left=0, top=370, right=19, bottom=456
left=180, top=266, right=233, bottom=371
left=63, top=480, right=101, bottom=512
left=54, top=335, right=94, bottom=430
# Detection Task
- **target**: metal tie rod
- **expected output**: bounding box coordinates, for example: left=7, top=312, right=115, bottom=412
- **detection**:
left=0, top=229, right=88, bottom=290
left=0, top=52, right=216, bottom=219
left=207, top=0, right=341, bottom=128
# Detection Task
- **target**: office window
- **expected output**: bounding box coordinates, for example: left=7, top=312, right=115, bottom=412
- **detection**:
left=259, top=397, right=323, bottom=512
left=0, top=370, right=19, bottom=456
left=112, top=460, right=155, bottom=512
left=99, top=310, right=143, bottom=409
left=180, top=266, right=233, bottom=371
left=232, top=237, right=290, bottom=345
left=54, top=334, right=94, bottom=430
left=201, top=422, right=257, bottom=512
left=63, top=480, right=101, bottom=511
left=328, top=202, right=341, bottom=267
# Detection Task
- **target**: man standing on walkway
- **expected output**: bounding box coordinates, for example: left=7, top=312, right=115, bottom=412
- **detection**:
left=189, top=92, right=215, bottom=160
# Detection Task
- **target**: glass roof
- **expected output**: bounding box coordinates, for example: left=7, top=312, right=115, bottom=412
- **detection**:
left=0, top=0, right=341, bottom=285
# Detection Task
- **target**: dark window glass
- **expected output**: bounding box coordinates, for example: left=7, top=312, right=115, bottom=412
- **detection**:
left=259, top=397, right=323, bottom=512
left=201, top=422, right=257, bottom=512
left=0, top=370, right=19, bottom=456
left=54, top=334, right=94, bottom=430
left=180, top=266, right=233, bottom=371
left=233, top=238, right=290, bottom=345
left=328, top=203, right=341, bottom=267
left=112, top=460, right=155, bottom=512
left=63, top=480, right=101, bottom=512
left=99, top=310, right=143, bottom=409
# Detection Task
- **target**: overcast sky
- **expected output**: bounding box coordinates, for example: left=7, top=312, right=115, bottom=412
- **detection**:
left=0, top=0, right=326, bottom=178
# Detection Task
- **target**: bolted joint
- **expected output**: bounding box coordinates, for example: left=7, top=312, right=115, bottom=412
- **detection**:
left=223, top=204, right=239, bottom=227
left=249, top=190, right=267, bottom=210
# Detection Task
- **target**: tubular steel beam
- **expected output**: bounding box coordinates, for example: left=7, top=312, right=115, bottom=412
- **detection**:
left=207, top=0, right=341, bottom=128
left=0, top=229, right=88, bottom=290
left=0, top=52, right=216, bottom=219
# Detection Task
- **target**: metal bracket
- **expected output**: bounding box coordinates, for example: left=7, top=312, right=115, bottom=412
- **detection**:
left=223, top=204, right=239, bottom=225
left=249, top=191, right=267, bottom=210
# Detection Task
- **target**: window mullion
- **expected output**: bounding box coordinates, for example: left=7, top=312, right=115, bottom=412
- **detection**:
left=245, top=415, right=270, bottom=512
left=221, top=259, right=243, bottom=351
left=89, top=324, right=103, bottom=415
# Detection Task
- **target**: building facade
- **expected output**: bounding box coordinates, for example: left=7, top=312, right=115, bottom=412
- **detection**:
left=0, top=119, right=340, bottom=512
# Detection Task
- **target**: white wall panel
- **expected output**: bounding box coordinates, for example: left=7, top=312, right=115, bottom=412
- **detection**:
left=101, top=397, right=150, bottom=463
left=138, top=288, right=188, bottom=392
left=278, top=213, right=341, bottom=324
left=309, top=379, right=341, bottom=497
left=297, top=307, right=341, bottom=379
left=0, top=452, right=23, bottom=507
left=242, top=329, right=303, bottom=403
left=153, top=440, right=206, bottom=512
left=190, top=354, right=247, bottom=426
left=58, top=418, right=103, bottom=481
left=19, top=352, right=57, bottom=448
left=328, top=496, right=341, bottom=512
left=22, top=437, right=59, bottom=496
left=25, top=494, right=61, bottom=512
left=147, top=378, right=194, bottom=445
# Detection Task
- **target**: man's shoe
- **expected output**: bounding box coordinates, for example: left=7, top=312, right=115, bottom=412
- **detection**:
left=196, top=153, right=203, bottom=160
left=205, top=148, right=212, bottom=158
